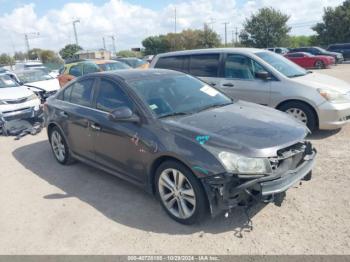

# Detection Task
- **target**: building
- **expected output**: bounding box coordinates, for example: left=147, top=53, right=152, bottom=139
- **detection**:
left=75, top=49, right=111, bottom=60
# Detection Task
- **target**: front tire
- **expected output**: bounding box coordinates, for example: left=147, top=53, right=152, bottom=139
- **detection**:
left=155, top=161, right=208, bottom=225
left=278, top=101, right=317, bottom=132
left=314, top=60, right=325, bottom=69
left=49, top=126, right=74, bottom=165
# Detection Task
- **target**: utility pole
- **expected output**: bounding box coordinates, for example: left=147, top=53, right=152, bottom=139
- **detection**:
left=235, top=27, right=239, bottom=44
left=24, top=32, right=40, bottom=57
left=102, top=37, right=106, bottom=50
left=24, top=34, right=30, bottom=54
left=110, top=35, right=116, bottom=55
left=72, top=19, right=80, bottom=45
left=223, top=22, right=229, bottom=46
left=208, top=18, right=216, bottom=31
left=174, top=7, right=177, bottom=34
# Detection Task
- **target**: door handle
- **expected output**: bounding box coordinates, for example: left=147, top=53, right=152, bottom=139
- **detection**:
left=90, top=123, right=101, bottom=131
left=59, top=111, right=68, bottom=118
left=222, top=83, right=234, bottom=87
left=209, top=82, right=216, bottom=86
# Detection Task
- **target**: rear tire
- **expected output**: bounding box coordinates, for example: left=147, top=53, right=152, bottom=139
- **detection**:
left=49, top=126, right=75, bottom=165
left=155, top=160, right=208, bottom=225
left=278, top=101, right=317, bottom=132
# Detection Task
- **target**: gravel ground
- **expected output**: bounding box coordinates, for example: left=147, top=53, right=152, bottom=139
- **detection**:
left=0, top=65, right=350, bottom=255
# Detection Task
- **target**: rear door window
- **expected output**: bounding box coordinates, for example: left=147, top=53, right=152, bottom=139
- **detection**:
left=83, top=63, right=100, bottom=75
left=69, top=64, right=83, bottom=77
left=154, top=56, right=188, bottom=73
left=189, top=54, right=219, bottom=77
left=69, top=79, right=94, bottom=107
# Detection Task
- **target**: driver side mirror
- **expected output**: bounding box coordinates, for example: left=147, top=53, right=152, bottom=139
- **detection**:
left=109, top=106, right=140, bottom=123
left=255, top=71, right=270, bottom=81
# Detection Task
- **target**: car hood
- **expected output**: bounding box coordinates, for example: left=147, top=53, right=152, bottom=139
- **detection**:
left=0, top=86, right=34, bottom=100
left=162, top=101, right=308, bottom=157
left=291, top=72, right=350, bottom=94
left=24, top=78, right=60, bottom=92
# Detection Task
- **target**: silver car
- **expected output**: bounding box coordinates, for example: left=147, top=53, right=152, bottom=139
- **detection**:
left=150, top=48, right=350, bottom=131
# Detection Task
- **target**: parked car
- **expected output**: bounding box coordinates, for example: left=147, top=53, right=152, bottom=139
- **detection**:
left=327, top=43, right=350, bottom=61
left=8, top=69, right=60, bottom=102
left=114, top=57, right=149, bottom=69
left=0, top=74, right=41, bottom=121
left=267, top=47, right=289, bottom=55
left=15, top=61, right=58, bottom=78
left=143, top=55, right=154, bottom=63
left=290, top=47, right=343, bottom=64
left=58, top=60, right=130, bottom=87
left=151, top=48, right=350, bottom=131
left=284, top=52, right=335, bottom=69
left=44, top=69, right=316, bottom=224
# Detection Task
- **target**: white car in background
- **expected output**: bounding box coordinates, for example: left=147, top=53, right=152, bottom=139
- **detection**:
left=0, top=74, right=41, bottom=121
left=9, top=70, right=60, bottom=102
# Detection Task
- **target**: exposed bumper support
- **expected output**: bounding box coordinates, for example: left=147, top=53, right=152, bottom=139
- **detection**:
left=202, top=148, right=317, bottom=217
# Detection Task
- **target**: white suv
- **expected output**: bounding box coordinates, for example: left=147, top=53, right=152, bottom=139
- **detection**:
left=0, top=74, right=41, bottom=121
left=151, top=48, right=350, bottom=131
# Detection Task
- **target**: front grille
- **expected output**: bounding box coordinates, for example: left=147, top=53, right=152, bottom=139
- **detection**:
left=269, top=142, right=308, bottom=172
left=4, top=97, right=28, bottom=104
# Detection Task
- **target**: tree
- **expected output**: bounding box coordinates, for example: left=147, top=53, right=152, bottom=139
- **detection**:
left=0, top=53, right=14, bottom=66
left=286, top=35, right=313, bottom=48
left=142, top=35, right=170, bottom=55
left=59, top=44, right=83, bottom=60
left=312, top=0, right=350, bottom=46
left=198, top=24, right=221, bottom=48
left=240, top=7, right=291, bottom=48
left=14, top=51, right=26, bottom=61
left=142, top=26, right=221, bottom=55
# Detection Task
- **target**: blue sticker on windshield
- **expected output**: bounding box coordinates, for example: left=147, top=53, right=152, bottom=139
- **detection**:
left=196, top=135, right=210, bottom=145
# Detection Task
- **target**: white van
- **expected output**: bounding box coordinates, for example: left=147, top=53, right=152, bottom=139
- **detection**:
left=151, top=48, right=350, bottom=131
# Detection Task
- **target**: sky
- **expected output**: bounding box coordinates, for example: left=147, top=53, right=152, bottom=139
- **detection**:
left=0, top=0, right=345, bottom=54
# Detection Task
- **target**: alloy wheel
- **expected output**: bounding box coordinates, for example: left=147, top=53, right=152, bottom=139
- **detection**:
left=51, top=130, right=66, bottom=162
left=158, top=168, right=196, bottom=219
left=286, top=108, right=308, bottom=124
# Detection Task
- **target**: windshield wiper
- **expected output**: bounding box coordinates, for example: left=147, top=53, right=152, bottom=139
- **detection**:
left=289, top=74, right=306, bottom=78
left=195, top=102, right=233, bottom=113
left=158, top=112, right=189, bottom=119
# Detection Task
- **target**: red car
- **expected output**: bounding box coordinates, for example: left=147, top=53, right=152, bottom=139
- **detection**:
left=284, top=52, right=335, bottom=69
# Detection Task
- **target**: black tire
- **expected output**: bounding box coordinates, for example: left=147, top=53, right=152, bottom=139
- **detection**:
left=49, top=126, right=75, bottom=165
left=314, top=60, right=325, bottom=69
left=155, top=160, right=208, bottom=225
left=278, top=101, right=317, bottom=132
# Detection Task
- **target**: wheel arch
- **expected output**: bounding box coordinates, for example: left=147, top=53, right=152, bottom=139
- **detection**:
left=276, top=99, right=319, bottom=128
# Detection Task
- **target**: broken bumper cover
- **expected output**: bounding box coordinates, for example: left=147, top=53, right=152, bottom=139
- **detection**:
left=202, top=148, right=317, bottom=217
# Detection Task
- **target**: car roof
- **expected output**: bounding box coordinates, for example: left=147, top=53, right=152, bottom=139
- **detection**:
left=155, top=47, right=264, bottom=57
left=88, top=68, right=182, bottom=81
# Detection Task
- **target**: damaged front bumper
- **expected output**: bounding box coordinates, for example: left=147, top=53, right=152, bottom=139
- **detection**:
left=201, top=143, right=317, bottom=217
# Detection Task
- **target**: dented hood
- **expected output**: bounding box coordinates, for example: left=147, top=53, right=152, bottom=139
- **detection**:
left=162, top=100, right=308, bottom=157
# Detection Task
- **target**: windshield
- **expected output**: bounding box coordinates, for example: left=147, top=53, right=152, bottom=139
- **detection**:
left=98, top=62, right=130, bottom=71
left=127, top=74, right=232, bottom=118
left=256, top=51, right=308, bottom=78
left=122, top=58, right=146, bottom=68
left=0, top=75, right=19, bottom=88
left=16, top=70, right=53, bottom=83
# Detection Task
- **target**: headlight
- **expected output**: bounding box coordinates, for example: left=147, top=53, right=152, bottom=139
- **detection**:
left=218, top=151, right=272, bottom=175
left=318, top=88, right=350, bottom=104
left=27, top=94, right=38, bottom=101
